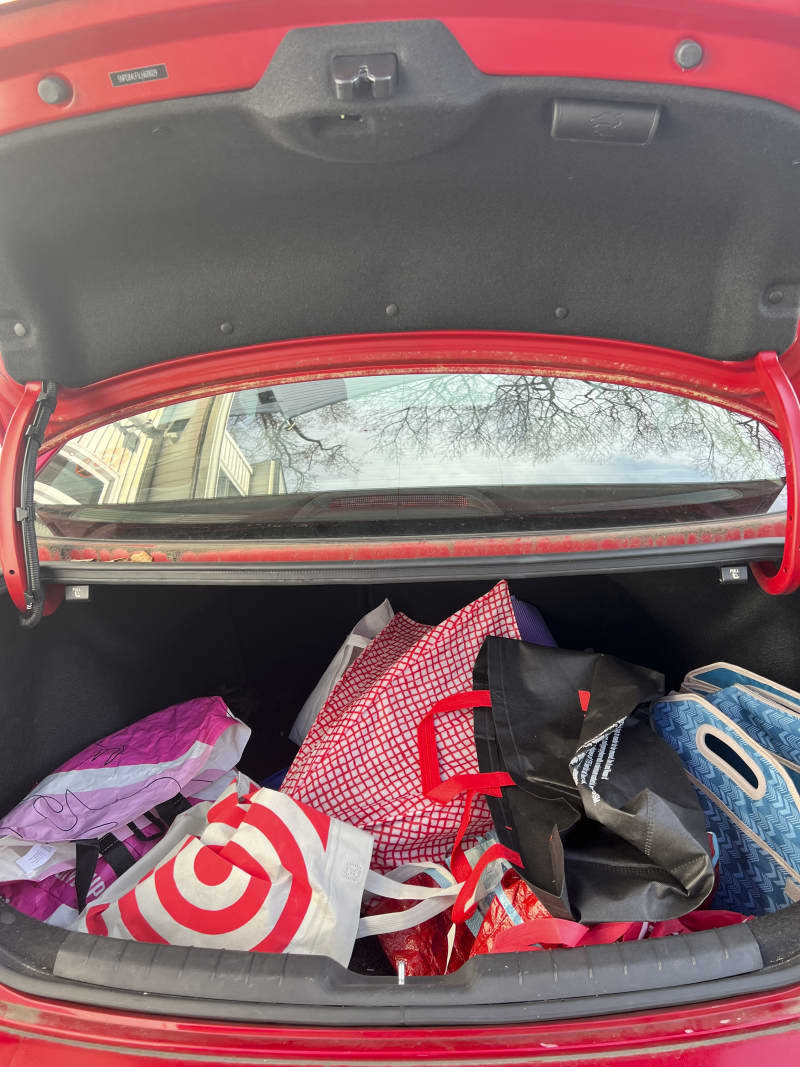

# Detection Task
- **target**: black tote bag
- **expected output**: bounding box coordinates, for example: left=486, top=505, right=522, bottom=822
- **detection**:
left=420, top=637, right=714, bottom=923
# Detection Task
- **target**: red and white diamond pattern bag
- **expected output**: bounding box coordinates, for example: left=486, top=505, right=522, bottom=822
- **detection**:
left=281, top=581, right=522, bottom=871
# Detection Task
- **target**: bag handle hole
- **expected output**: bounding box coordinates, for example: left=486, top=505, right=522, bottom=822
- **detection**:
left=696, top=725, right=766, bottom=800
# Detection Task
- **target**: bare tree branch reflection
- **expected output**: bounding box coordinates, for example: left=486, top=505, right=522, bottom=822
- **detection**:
left=230, top=376, right=784, bottom=492
left=229, top=410, right=355, bottom=491
left=369, top=376, right=782, bottom=481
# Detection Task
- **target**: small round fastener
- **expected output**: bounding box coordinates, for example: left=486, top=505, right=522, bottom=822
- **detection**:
left=13, top=322, right=28, bottom=338
left=37, top=75, right=73, bottom=106
left=674, top=40, right=704, bottom=71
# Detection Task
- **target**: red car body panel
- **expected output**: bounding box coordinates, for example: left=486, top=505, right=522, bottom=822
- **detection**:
left=2, top=0, right=800, bottom=1062
left=5, top=330, right=796, bottom=447
left=3, top=0, right=800, bottom=136
left=0, top=978, right=799, bottom=1066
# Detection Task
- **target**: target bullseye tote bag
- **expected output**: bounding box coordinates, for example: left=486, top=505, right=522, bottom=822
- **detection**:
left=78, top=782, right=482, bottom=967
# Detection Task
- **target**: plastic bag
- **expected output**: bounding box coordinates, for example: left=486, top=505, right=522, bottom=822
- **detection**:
left=0, top=698, right=250, bottom=926
left=469, top=868, right=551, bottom=957
left=361, top=832, right=518, bottom=975
left=361, top=871, right=469, bottom=977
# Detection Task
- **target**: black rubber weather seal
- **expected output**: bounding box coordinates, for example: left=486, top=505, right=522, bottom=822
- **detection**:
left=16, top=380, right=57, bottom=628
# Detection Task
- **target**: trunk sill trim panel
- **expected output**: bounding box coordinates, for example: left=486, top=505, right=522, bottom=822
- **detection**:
left=25, top=540, right=784, bottom=587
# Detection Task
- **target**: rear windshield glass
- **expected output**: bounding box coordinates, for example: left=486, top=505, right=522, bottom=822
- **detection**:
left=34, top=373, right=785, bottom=541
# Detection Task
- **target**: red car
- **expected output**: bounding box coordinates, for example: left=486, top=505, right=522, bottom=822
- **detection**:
left=1, top=0, right=800, bottom=1062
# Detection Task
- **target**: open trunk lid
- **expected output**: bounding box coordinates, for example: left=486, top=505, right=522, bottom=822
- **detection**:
left=1, top=13, right=800, bottom=391
left=2, top=2, right=800, bottom=610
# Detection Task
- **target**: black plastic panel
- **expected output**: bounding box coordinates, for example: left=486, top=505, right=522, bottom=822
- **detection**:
left=0, top=20, right=799, bottom=386
left=0, top=895, right=778, bottom=1025
left=51, top=923, right=762, bottom=1011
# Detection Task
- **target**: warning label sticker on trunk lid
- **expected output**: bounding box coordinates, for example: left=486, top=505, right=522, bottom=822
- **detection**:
left=109, top=64, right=168, bottom=87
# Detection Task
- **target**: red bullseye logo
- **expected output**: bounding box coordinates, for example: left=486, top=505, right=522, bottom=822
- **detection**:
left=87, top=791, right=319, bottom=951
left=152, top=843, right=270, bottom=935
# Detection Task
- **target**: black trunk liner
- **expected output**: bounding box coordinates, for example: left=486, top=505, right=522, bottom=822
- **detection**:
left=1, top=566, right=800, bottom=1017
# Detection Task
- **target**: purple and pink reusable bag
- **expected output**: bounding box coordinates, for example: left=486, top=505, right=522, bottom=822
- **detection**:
left=0, top=696, right=250, bottom=926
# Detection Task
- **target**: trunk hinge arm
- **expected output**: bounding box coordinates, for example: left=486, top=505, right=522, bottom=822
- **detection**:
left=751, top=351, right=800, bottom=595
left=0, top=380, right=57, bottom=627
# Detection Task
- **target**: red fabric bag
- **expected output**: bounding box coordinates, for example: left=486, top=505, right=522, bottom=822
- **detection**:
left=282, top=582, right=521, bottom=871
left=362, top=870, right=476, bottom=977
left=363, top=830, right=744, bottom=976
left=361, top=834, right=547, bottom=976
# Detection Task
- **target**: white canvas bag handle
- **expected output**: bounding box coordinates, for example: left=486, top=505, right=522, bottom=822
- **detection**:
left=357, top=858, right=506, bottom=938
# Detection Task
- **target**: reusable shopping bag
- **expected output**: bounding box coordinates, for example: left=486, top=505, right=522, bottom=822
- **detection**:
left=77, top=782, right=489, bottom=967
left=361, top=831, right=547, bottom=975
left=509, top=596, right=557, bottom=647
left=0, top=697, right=250, bottom=926
left=682, top=662, right=800, bottom=787
left=419, top=637, right=715, bottom=922
left=651, top=684, right=800, bottom=913
left=364, top=829, right=736, bottom=975
left=287, top=594, right=552, bottom=751
left=282, top=581, right=523, bottom=871
left=684, top=662, right=800, bottom=712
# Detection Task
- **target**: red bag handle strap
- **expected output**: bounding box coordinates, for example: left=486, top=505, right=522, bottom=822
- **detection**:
left=490, top=918, right=641, bottom=954
left=451, top=842, right=523, bottom=923
left=579, top=921, right=644, bottom=946
left=491, top=910, right=749, bottom=955
left=418, top=691, right=514, bottom=802
left=418, top=690, right=518, bottom=893
left=648, top=910, right=749, bottom=938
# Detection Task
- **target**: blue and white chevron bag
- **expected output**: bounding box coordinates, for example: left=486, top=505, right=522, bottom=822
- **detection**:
left=683, top=663, right=800, bottom=788
left=651, top=663, right=800, bottom=915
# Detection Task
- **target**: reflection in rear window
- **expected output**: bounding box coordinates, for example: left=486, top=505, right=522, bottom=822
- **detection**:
left=34, top=374, right=785, bottom=540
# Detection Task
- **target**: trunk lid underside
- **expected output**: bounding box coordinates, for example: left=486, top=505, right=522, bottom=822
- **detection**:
left=1, top=19, right=800, bottom=393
